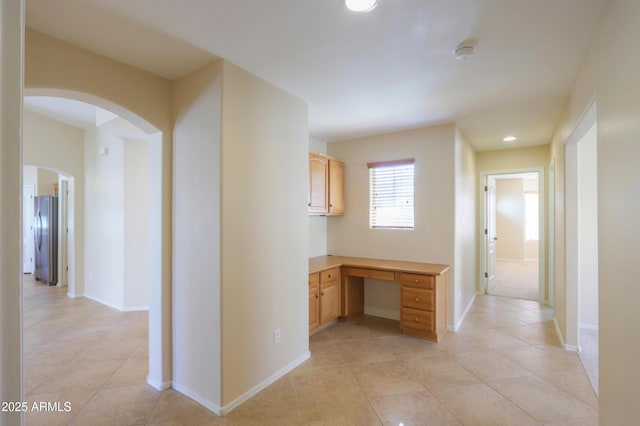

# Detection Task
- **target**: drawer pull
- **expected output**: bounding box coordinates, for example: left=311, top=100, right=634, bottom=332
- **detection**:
left=415, top=279, right=419, bottom=283
left=415, top=317, right=420, bottom=322
left=315, top=294, right=318, bottom=299
left=321, top=292, right=324, bottom=296
left=415, top=297, right=420, bottom=302
left=328, top=274, right=331, bottom=278
left=368, top=272, right=373, bottom=277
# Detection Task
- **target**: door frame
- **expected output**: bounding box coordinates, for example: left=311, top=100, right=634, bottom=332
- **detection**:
left=480, top=168, right=546, bottom=302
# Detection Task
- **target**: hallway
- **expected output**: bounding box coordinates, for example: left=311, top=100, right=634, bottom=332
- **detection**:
left=23, top=276, right=597, bottom=425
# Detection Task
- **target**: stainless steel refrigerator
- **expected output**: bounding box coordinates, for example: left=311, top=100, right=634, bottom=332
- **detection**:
left=34, top=195, right=58, bottom=285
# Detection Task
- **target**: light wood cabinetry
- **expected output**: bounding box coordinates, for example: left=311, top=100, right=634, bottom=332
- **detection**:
left=309, top=267, right=341, bottom=335
left=308, top=153, right=344, bottom=216
left=400, top=272, right=447, bottom=342
left=309, top=256, right=449, bottom=342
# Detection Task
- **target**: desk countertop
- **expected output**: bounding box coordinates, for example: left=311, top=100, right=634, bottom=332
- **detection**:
left=309, top=255, right=450, bottom=276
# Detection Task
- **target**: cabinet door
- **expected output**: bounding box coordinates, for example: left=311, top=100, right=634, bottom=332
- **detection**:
left=309, top=153, right=329, bottom=214
left=320, top=280, right=339, bottom=325
left=309, top=286, right=320, bottom=332
left=328, top=159, right=345, bottom=215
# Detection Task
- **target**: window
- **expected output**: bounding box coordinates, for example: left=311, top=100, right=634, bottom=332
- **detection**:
left=525, top=191, right=539, bottom=240
left=368, top=159, right=414, bottom=229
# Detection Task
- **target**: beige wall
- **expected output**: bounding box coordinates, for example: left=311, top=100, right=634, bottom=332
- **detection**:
left=25, top=28, right=173, bottom=389
left=220, top=60, right=309, bottom=407
left=172, top=59, right=309, bottom=412
left=454, top=129, right=477, bottom=325
left=172, top=60, right=223, bottom=408
left=327, top=124, right=457, bottom=325
left=0, top=1, right=23, bottom=419
left=549, top=0, right=640, bottom=422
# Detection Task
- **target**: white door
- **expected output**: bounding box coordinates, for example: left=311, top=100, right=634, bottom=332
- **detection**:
left=486, top=177, right=497, bottom=294
left=23, top=184, right=35, bottom=273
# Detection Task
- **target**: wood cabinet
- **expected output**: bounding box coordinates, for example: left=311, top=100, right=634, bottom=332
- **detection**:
left=400, top=272, right=447, bottom=342
left=308, top=153, right=344, bottom=216
left=309, top=267, right=341, bottom=335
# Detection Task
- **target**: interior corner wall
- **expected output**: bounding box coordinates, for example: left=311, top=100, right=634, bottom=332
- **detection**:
left=454, top=129, right=477, bottom=327
left=327, top=124, right=456, bottom=325
left=84, top=127, right=125, bottom=309
left=37, top=168, right=58, bottom=196
left=23, top=108, right=85, bottom=296
left=220, top=60, right=309, bottom=407
left=548, top=0, right=640, bottom=422
left=172, top=60, right=223, bottom=409
left=308, top=137, right=327, bottom=257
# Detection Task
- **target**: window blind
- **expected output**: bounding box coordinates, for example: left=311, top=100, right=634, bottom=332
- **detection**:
left=368, top=159, right=415, bottom=229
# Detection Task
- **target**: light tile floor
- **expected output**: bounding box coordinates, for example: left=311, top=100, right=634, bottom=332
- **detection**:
left=23, top=276, right=598, bottom=425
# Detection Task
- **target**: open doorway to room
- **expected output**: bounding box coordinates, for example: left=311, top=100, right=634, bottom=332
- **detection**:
left=21, top=95, right=163, bottom=411
left=482, top=170, right=545, bottom=302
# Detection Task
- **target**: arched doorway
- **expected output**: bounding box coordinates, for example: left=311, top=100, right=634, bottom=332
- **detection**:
left=24, top=88, right=169, bottom=391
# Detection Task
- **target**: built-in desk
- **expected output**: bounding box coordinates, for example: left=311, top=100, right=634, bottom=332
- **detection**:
left=309, top=255, right=450, bottom=342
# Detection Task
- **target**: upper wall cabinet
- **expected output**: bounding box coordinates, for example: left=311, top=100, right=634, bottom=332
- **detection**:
left=308, top=153, right=344, bottom=216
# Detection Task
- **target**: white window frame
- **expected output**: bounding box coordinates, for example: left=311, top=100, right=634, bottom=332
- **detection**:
left=368, top=158, right=415, bottom=229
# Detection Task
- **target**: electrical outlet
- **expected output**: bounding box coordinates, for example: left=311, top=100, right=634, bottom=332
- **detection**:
left=274, top=328, right=281, bottom=345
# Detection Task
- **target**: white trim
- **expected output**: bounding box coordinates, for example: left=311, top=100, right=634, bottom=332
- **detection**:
left=219, top=351, right=311, bottom=415
left=171, top=381, right=222, bottom=415
left=67, top=291, right=83, bottom=298
left=364, top=306, right=400, bottom=321
left=449, top=293, right=476, bottom=332
left=146, top=376, right=171, bottom=391
left=82, top=293, right=149, bottom=312
left=479, top=169, right=546, bottom=303
left=554, top=317, right=581, bottom=352
left=579, top=323, right=599, bottom=332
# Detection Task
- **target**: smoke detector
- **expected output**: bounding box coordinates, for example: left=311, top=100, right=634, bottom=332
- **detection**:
left=454, top=44, right=475, bottom=60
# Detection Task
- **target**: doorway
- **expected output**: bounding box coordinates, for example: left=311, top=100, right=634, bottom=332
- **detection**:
left=482, top=169, right=546, bottom=302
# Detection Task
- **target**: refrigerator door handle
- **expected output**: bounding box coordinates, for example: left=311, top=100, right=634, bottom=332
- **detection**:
left=35, top=211, right=42, bottom=251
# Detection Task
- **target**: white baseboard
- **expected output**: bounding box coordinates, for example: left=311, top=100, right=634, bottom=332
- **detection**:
left=449, top=293, right=476, bottom=332
left=147, top=376, right=171, bottom=391
left=219, top=351, right=311, bottom=415
left=67, top=291, right=83, bottom=298
left=172, top=381, right=222, bottom=416
left=364, top=306, right=400, bottom=321
left=83, top=293, right=148, bottom=312
left=579, top=323, right=599, bottom=332
left=122, top=305, right=149, bottom=312
left=553, top=317, right=581, bottom=352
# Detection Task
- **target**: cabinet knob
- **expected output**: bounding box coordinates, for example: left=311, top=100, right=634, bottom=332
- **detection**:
left=308, top=202, right=311, bottom=206
left=368, top=272, right=372, bottom=277
left=315, top=295, right=318, bottom=299
left=329, top=203, right=333, bottom=207
left=328, top=274, right=331, bottom=278
left=415, top=297, right=420, bottom=302
left=414, top=279, right=419, bottom=283
left=415, top=317, right=420, bottom=323
left=321, top=292, right=324, bottom=296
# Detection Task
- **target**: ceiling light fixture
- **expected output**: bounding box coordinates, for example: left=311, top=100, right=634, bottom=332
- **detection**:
left=345, top=0, right=377, bottom=13
left=503, top=136, right=517, bottom=142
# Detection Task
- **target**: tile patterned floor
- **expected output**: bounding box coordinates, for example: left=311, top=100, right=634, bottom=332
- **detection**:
left=23, top=276, right=598, bottom=425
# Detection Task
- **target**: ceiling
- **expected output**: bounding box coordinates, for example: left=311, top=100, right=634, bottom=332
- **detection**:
left=25, top=0, right=607, bottom=151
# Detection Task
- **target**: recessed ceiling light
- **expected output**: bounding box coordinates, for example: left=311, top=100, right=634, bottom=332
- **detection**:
left=345, top=0, right=377, bottom=13
left=503, top=136, right=517, bottom=142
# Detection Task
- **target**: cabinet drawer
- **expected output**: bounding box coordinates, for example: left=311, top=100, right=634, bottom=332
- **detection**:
left=401, top=308, right=434, bottom=333
left=401, top=288, right=434, bottom=311
left=401, top=273, right=434, bottom=289
left=348, top=268, right=395, bottom=281
left=309, top=272, right=319, bottom=287
left=320, top=268, right=340, bottom=284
